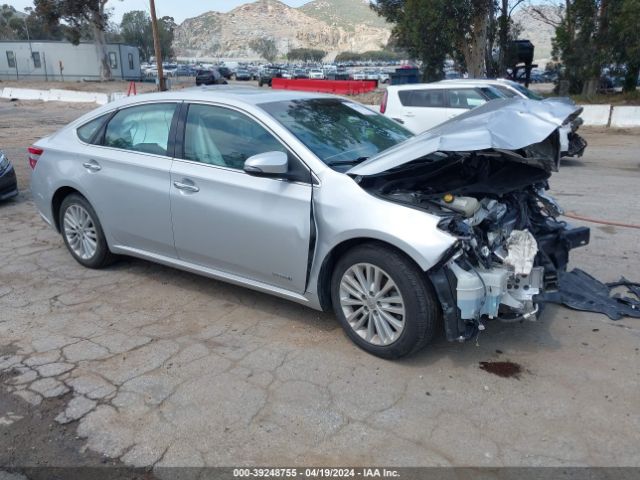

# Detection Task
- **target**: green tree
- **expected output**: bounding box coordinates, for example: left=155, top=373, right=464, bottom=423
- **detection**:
left=372, top=0, right=526, bottom=79
left=120, top=10, right=151, bottom=59
left=552, top=0, right=615, bottom=95
left=249, top=37, right=278, bottom=63
left=287, top=48, right=326, bottom=62
left=157, top=16, right=176, bottom=60
left=334, top=50, right=403, bottom=63
left=610, top=0, right=640, bottom=91
left=119, top=10, right=174, bottom=62
left=372, top=0, right=458, bottom=81
left=34, top=0, right=116, bottom=80
left=0, top=4, right=65, bottom=40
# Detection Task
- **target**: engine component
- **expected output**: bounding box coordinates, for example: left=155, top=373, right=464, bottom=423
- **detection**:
left=441, top=195, right=480, bottom=218
left=449, top=260, right=543, bottom=322
left=449, top=261, right=509, bottom=320
left=504, top=230, right=538, bottom=275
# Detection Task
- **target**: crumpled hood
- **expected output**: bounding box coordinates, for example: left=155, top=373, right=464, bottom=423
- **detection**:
left=348, top=98, right=582, bottom=176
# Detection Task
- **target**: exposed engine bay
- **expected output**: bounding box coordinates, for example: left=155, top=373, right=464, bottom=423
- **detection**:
left=356, top=140, right=590, bottom=342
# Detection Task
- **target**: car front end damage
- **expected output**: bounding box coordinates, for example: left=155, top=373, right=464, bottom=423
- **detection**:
left=427, top=186, right=590, bottom=341
left=348, top=98, right=590, bottom=341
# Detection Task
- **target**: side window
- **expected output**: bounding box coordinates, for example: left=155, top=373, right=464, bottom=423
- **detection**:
left=6, top=51, right=15, bottom=68
left=32, top=52, right=41, bottom=69
left=128, top=53, right=134, bottom=70
left=104, top=103, right=177, bottom=156
left=183, top=104, right=309, bottom=181
left=447, top=89, right=487, bottom=109
left=77, top=114, right=110, bottom=144
left=398, top=89, right=446, bottom=108
left=109, top=52, right=118, bottom=69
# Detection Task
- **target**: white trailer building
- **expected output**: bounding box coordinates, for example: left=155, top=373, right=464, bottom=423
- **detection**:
left=0, top=40, right=141, bottom=82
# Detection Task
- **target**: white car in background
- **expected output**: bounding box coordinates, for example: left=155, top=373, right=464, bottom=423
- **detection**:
left=377, top=71, right=391, bottom=83
left=380, top=83, right=503, bottom=133
left=308, top=69, right=324, bottom=79
left=439, top=79, right=587, bottom=157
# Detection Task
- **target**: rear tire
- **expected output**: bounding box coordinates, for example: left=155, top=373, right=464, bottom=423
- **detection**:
left=59, top=194, right=115, bottom=269
left=331, top=243, right=440, bottom=359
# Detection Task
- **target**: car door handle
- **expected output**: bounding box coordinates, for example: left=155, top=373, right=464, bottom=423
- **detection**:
left=173, top=181, right=200, bottom=193
left=82, top=160, right=101, bottom=172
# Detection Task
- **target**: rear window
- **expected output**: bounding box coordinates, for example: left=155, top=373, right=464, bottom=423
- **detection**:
left=77, top=114, right=109, bottom=144
left=494, top=85, right=520, bottom=98
left=480, top=87, right=504, bottom=100
left=398, top=89, right=446, bottom=108
left=509, top=83, right=544, bottom=100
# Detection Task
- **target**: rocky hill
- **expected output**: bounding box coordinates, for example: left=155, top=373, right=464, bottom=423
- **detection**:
left=173, top=0, right=554, bottom=63
left=173, top=0, right=391, bottom=60
left=512, top=5, right=558, bottom=62
left=300, top=0, right=390, bottom=31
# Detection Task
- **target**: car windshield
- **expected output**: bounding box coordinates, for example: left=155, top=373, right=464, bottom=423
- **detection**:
left=260, top=98, right=413, bottom=167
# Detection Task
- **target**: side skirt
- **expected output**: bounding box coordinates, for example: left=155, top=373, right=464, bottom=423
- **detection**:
left=110, top=245, right=321, bottom=309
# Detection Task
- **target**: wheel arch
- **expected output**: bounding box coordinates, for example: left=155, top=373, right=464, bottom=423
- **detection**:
left=51, top=186, right=86, bottom=233
left=315, top=237, right=431, bottom=313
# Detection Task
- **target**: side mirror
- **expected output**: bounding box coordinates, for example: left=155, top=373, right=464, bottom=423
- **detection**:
left=243, top=151, right=288, bottom=177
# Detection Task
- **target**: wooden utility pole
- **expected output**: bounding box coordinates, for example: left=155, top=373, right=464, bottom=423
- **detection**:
left=149, top=0, right=166, bottom=91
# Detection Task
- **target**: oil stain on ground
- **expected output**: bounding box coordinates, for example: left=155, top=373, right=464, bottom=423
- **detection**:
left=479, top=361, right=522, bottom=379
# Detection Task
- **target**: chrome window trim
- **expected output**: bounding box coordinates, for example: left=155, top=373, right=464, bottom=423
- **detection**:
left=179, top=100, right=317, bottom=185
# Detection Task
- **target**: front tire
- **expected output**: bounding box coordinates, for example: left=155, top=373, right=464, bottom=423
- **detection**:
left=331, top=243, right=440, bottom=359
left=59, top=194, right=115, bottom=269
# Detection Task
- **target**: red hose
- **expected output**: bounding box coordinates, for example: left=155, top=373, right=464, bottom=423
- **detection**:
left=563, top=212, right=640, bottom=230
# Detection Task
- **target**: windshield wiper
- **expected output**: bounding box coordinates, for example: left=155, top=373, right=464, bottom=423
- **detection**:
left=327, top=156, right=369, bottom=167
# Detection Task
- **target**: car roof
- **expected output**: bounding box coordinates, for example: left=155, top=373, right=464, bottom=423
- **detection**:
left=385, top=83, right=456, bottom=91
left=438, top=78, right=518, bottom=88
left=92, top=87, right=335, bottom=113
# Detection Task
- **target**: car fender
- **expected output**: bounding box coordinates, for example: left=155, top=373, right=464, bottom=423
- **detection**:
left=305, top=170, right=457, bottom=307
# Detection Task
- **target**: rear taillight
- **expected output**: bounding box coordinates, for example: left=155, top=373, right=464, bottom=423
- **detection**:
left=28, top=146, right=43, bottom=170
left=380, top=90, right=388, bottom=114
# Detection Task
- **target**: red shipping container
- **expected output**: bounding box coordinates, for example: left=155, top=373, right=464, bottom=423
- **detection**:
left=271, top=78, right=377, bottom=95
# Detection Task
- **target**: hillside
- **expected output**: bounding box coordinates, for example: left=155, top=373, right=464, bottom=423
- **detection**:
left=173, top=0, right=391, bottom=60
left=173, top=0, right=554, bottom=62
left=513, top=5, right=557, bottom=62
left=300, top=0, right=390, bottom=31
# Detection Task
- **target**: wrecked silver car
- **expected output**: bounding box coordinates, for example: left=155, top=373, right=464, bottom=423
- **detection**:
left=32, top=89, right=588, bottom=359
left=348, top=98, right=589, bottom=348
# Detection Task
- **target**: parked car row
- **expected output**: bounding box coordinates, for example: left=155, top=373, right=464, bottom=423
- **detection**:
left=143, top=61, right=397, bottom=85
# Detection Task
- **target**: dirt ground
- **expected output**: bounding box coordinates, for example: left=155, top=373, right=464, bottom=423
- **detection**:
left=0, top=99, right=639, bottom=475
left=0, top=79, right=178, bottom=94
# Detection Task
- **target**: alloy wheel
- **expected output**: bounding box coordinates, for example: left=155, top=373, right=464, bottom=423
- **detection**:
left=63, top=204, right=98, bottom=260
left=339, top=263, right=406, bottom=346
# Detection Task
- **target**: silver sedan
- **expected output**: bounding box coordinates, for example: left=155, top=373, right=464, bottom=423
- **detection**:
left=30, top=88, right=588, bottom=358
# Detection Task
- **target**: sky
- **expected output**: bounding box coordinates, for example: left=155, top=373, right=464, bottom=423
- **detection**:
left=6, top=0, right=314, bottom=24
